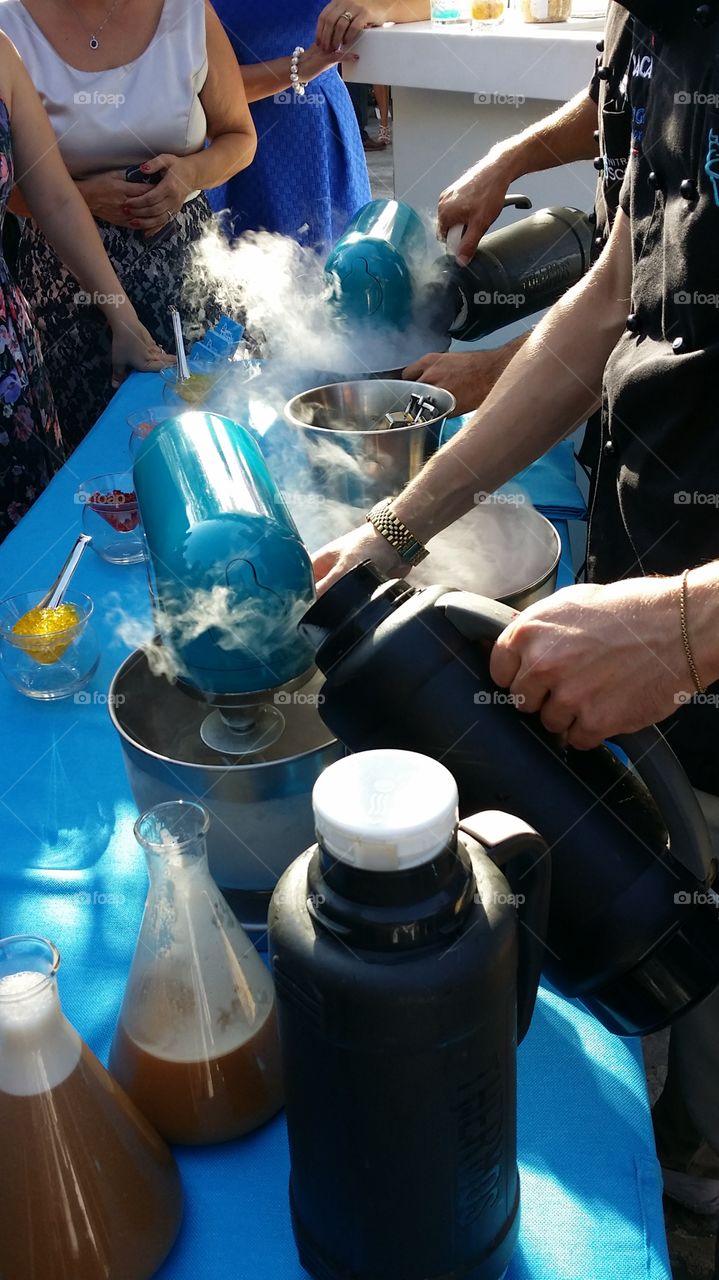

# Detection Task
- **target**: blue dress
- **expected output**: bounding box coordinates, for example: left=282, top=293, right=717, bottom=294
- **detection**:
left=209, top=0, right=371, bottom=249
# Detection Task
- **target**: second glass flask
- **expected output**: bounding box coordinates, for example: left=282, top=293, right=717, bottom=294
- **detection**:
left=110, top=800, right=284, bottom=1144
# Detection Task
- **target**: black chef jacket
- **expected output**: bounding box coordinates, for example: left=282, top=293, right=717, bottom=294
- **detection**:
left=589, top=1, right=634, bottom=257
left=587, top=0, right=719, bottom=793
left=580, top=3, right=634, bottom=476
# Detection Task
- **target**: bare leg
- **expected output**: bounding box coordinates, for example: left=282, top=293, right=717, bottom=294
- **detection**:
left=374, top=85, right=391, bottom=146
left=374, top=85, right=390, bottom=129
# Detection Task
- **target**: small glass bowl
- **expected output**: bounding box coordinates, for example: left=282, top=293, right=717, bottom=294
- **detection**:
left=160, top=360, right=221, bottom=409
left=76, top=472, right=144, bottom=565
left=127, top=407, right=171, bottom=457
left=159, top=350, right=225, bottom=404
left=0, top=591, right=99, bottom=700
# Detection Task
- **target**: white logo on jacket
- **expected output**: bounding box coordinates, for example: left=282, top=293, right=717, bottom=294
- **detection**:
left=631, top=52, right=653, bottom=81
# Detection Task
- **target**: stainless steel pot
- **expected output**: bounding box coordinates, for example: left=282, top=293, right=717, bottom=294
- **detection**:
left=283, top=379, right=456, bottom=508
left=410, top=502, right=562, bottom=610
left=109, top=653, right=342, bottom=941
left=499, top=521, right=561, bottom=608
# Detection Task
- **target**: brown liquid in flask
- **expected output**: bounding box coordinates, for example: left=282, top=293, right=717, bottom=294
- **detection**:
left=110, top=801, right=284, bottom=1145
left=0, top=935, right=183, bottom=1280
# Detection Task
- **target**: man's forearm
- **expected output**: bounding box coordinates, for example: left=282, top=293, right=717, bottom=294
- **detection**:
left=494, top=90, right=598, bottom=184
left=688, top=562, right=719, bottom=690
left=392, top=211, right=632, bottom=541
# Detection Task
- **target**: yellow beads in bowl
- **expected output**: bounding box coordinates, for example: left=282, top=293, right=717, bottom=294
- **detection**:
left=11, top=603, right=81, bottom=665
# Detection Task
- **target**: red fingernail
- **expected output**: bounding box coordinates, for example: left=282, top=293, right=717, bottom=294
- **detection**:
left=140, top=162, right=151, bottom=171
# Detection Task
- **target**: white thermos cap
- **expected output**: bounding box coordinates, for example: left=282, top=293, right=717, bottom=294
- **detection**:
left=312, top=750, right=459, bottom=872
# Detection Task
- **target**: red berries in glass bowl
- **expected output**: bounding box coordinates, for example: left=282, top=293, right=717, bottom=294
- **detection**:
left=76, top=472, right=144, bottom=564
left=87, top=488, right=139, bottom=533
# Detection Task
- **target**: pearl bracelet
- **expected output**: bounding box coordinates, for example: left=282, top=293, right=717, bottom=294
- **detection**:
left=290, top=46, right=307, bottom=97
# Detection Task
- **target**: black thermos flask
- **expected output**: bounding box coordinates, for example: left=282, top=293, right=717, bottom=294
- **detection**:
left=440, top=206, right=594, bottom=341
left=297, top=563, right=719, bottom=1038
left=269, top=748, right=550, bottom=1280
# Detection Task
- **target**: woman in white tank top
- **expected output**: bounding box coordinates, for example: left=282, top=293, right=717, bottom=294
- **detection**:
left=0, top=0, right=256, bottom=448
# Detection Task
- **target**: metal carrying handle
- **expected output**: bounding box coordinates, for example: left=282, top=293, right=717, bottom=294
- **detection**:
left=502, top=194, right=533, bottom=211
left=447, top=195, right=533, bottom=254
left=442, top=592, right=714, bottom=882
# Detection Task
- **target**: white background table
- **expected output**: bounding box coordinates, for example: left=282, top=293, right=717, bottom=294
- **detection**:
left=345, top=16, right=603, bottom=227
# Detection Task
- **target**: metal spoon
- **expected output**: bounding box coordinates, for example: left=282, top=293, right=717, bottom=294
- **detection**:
left=37, top=533, right=92, bottom=611
left=170, top=306, right=190, bottom=383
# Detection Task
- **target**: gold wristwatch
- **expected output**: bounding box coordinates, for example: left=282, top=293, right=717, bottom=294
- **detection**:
left=366, top=499, right=429, bottom=566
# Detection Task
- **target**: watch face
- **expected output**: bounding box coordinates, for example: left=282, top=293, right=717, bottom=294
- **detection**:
left=368, top=504, right=426, bottom=565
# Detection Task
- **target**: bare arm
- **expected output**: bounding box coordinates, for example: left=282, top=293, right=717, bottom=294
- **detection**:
left=11, top=161, right=149, bottom=227
left=181, top=1, right=256, bottom=190
left=403, top=333, right=530, bottom=415
left=407, top=90, right=599, bottom=416
left=488, top=562, right=719, bottom=750
left=314, top=209, right=632, bottom=590
left=221, top=0, right=427, bottom=103
left=490, top=89, right=598, bottom=180
left=129, top=2, right=255, bottom=202
left=404, top=337, right=527, bottom=417
left=438, top=90, right=598, bottom=262
left=234, top=44, right=359, bottom=104
left=393, top=209, right=632, bottom=539
left=9, top=47, right=135, bottom=309
left=316, top=0, right=429, bottom=52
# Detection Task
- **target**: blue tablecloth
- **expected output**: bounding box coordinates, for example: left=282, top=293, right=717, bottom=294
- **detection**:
left=0, top=374, right=669, bottom=1280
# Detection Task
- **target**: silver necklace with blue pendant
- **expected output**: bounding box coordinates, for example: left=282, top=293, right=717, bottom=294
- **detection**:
left=69, top=0, right=124, bottom=49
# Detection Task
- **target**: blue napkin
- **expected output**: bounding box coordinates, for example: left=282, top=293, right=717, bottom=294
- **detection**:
left=440, top=416, right=587, bottom=521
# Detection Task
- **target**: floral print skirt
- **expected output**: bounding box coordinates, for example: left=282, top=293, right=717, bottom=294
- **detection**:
left=0, top=96, right=63, bottom=543
left=0, top=267, right=64, bottom=540
left=16, top=193, right=218, bottom=455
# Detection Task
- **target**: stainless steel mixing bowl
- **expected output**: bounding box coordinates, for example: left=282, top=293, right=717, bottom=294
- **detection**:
left=283, top=379, right=456, bottom=507
left=109, top=653, right=342, bottom=941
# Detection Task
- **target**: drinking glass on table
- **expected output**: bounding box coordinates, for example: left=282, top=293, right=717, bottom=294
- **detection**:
left=127, top=408, right=171, bottom=458
left=76, top=472, right=143, bottom=566
left=431, top=0, right=470, bottom=26
left=471, top=0, right=507, bottom=25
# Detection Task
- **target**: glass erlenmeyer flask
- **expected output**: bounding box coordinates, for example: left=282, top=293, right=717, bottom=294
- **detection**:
left=0, top=934, right=183, bottom=1280
left=110, top=800, right=284, bottom=1144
